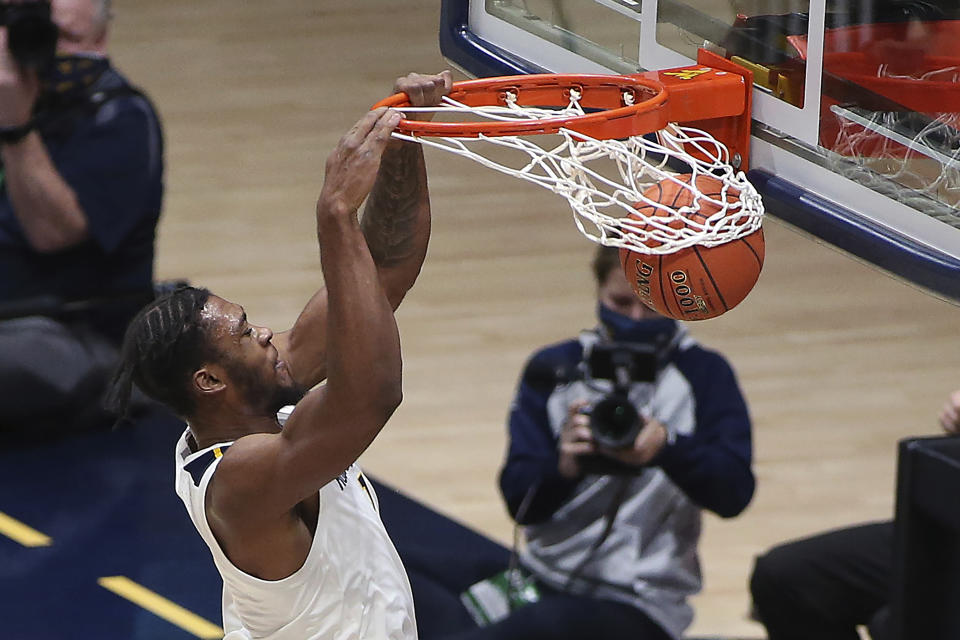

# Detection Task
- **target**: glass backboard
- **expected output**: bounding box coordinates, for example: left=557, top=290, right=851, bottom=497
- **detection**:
left=439, top=0, right=960, bottom=302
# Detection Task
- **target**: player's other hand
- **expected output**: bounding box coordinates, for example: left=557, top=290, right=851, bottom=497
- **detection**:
left=318, top=107, right=401, bottom=221
left=394, top=71, right=452, bottom=122
left=939, top=389, right=960, bottom=435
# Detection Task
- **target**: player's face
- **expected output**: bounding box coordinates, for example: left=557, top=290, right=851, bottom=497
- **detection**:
left=598, top=269, right=662, bottom=321
left=201, top=296, right=305, bottom=415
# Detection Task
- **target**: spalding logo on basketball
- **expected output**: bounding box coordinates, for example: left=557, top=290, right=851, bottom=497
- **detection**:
left=619, top=173, right=764, bottom=321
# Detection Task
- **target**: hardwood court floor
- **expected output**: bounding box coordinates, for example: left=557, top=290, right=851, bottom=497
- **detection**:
left=102, top=1, right=960, bottom=636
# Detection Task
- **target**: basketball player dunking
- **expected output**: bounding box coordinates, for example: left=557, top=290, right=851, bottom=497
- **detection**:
left=105, top=71, right=452, bottom=640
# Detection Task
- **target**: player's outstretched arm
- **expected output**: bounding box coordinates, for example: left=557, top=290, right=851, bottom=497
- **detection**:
left=275, top=71, right=452, bottom=389
left=211, top=108, right=404, bottom=520
left=361, top=71, right=452, bottom=305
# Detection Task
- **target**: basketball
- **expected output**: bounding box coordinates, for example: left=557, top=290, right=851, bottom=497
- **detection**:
left=619, top=174, right=764, bottom=321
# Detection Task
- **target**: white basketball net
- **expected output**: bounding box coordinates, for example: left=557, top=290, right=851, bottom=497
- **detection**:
left=393, top=89, right=764, bottom=254
left=827, top=63, right=960, bottom=225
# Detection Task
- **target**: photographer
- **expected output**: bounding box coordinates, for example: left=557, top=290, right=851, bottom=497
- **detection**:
left=749, top=388, right=960, bottom=640
left=389, top=245, right=754, bottom=639
left=491, top=244, right=755, bottom=640
left=0, top=0, right=163, bottom=439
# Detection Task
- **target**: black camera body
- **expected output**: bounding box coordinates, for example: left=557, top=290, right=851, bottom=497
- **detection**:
left=583, top=342, right=658, bottom=449
left=0, top=1, right=58, bottom=70
left=528, top=328, right=676, bottom=472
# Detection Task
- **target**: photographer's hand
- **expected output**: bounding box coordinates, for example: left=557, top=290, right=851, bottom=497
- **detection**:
left=0, top=29, right=38, bottom=128
left=558, top=402, right=595, bottom=479
left=598, top=418, right=668, bottom=467
left=0, top=26, right=88, bottom=253
left=939, top=389, right=960, bottom=435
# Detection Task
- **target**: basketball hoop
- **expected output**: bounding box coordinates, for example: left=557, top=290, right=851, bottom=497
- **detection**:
left=371, top=50, right=764, bottom=257
left=376, top=73, right=670, bottom=140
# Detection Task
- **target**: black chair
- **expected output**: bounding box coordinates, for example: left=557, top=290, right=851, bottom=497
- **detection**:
left=889, top=436, right=960, bottom=640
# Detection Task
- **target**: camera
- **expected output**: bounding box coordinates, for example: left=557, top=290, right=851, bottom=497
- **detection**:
left=0, top=1, right=58, bottom=70
left=527, top=329, right=675, bottom=462
left=583, top=342, right=658, bottom=449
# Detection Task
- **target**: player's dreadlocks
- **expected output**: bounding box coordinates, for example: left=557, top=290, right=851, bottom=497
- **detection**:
left=104, top=286, right=217, bottom=419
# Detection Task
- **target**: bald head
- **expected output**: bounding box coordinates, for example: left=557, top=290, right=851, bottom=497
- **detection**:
left=53, top=0, right=112, bottom=55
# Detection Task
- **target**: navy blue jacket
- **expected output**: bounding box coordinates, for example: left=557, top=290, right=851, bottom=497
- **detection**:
left=500, top=332, right=755, bottom=524
left=0, top=63, right=164, bottom=342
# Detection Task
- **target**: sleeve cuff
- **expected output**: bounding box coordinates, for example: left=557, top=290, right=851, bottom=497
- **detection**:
left=0, top=120, right=35, bottom=144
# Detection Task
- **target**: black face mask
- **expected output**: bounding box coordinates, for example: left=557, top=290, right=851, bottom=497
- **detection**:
left=597, top=302, right=678, bottom=345
left=38, top=53, right=109, bottom=106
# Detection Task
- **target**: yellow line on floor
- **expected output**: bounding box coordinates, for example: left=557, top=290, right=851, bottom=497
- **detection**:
left=0, top=511, right=51, bottom=547
left=98, top=576, right=223, bottom=638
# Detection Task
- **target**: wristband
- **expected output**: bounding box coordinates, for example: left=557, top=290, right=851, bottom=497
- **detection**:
left=0, top=121, right=35, bottom=145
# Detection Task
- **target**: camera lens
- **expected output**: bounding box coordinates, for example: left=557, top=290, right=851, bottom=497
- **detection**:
left=589, top=394, right=641, bottom=449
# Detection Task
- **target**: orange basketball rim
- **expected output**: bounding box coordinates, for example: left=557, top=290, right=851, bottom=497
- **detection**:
left=372, top=49, right=755, bottom=171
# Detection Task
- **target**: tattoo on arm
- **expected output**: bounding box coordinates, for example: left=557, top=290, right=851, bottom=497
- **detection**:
left=360, top=142, right=427, bottom=268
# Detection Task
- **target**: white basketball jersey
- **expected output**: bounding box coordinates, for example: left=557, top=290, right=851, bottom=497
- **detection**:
left=174, top=408, right=417, bottom=640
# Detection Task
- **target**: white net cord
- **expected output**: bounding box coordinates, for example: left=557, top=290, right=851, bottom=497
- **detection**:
left=392, top=91, right=764, bottom=255
left=827, top=62, right=960, bottom=226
